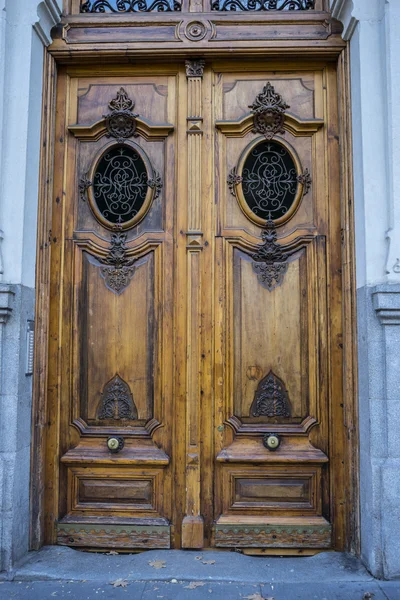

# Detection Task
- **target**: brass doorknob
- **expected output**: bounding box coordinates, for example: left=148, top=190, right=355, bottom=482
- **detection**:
left=107, top=436, right=124, bottom=453
left=263, top=433, right=280, bottom=451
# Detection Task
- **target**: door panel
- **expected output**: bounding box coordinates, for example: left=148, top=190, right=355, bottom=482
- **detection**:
left=49, top=66, right=178, bottom=548
left=46, top=60, right=344, bottom=552
left=211, top=63, right=339, bottom=549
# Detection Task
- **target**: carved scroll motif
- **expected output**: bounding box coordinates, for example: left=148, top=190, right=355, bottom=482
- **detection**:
left=252, top=219, right=288, bottom=291
left=79, top=173, right=92, bottom=202
left=98, top=374, right=138, bottom=420
left=81, top=0, right=181, bottom=12
left=250, top=370, right=291, bottom=418
left=249, top=82, right=290, bottom=139
left=297, top=168, right=312, bottom=195
left=104, top=88, right=139, bottom=141
left=100, top=229, right=136, bottom=295
left=227, top=167, right=243, bottom=196
left=211, top=0, right=314, bottom=11
left=148, top=170, right=163, bottom=199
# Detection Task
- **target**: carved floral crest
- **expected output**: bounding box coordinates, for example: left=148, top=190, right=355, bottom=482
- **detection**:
left=250, top=370, right=291, bottom=418
left=252, top=219, right=288, bottom=291
left=104, top=88, right=139, bottom=141
left=98, top=374, right=137, bottom=420
left=100, top=228, right=137, bottom=294
left=185, top=59, right=205, bottom=77
left=249, top=82, right=290, bottom=139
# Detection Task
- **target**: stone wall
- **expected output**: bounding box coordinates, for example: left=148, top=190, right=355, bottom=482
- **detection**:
left=332, top=0, right=400, bottom=580
left=0, top=0, right=61, bottom=574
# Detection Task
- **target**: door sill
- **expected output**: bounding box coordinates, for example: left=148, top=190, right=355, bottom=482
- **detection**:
left=57, top=517, right=171, bottom=549
left=213, top=516, right=331, bottom=549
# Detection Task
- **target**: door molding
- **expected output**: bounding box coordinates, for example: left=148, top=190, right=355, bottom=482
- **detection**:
left=30, top=11, right=359, bottom=554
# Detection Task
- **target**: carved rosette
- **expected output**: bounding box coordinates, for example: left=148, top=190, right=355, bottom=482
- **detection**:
left=98, top=374, right=138, bottom=420
left=252, top=219, right=288, bottom=291
left=104, top=88, right=139, bottom=142
left=100, top=229, right=137, bottom=295
left=249, top=82, right=290, bottom=139
left=227, top=167, right=243, bottom=196
left=250, top=370, right=291, bottom=418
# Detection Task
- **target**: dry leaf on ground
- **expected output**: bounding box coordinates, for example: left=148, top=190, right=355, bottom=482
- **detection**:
left=148, top=560, right=167, bottom=569
left=107, top=550, right=119, bottom=555
left=195, top=555, right=203, bottom=560
left=243, top=594, right=274, bottom=600
left=110, top=579, right=129, bottom=588
left=202, top=559, right=216, bottom=565
left=184, top=582, right=206, bottom=589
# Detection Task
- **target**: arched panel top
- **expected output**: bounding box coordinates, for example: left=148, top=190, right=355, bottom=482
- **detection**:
left=216, top=111, right=324, bottom=138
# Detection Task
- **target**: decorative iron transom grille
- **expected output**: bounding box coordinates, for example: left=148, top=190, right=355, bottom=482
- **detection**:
left=81, top=0, right=181, bottom=11
left=211, top=0, right=314, bottom=11
left=241, top=140, right=298, bottom=221
left=93, top=145, right=149, bottom=225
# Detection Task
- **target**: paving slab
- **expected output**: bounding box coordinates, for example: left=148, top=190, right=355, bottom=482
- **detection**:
left=12, top=546, right=373, bottom=584
left=0, top=580, right=399, bottom=600
left=141, top=581, right=263, bottom=599
left=382, top=582, right=400, bottom=600
left=261, top=582, right=387, bottom=600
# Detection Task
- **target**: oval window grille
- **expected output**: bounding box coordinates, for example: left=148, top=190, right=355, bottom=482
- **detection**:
left=232, top=138, right=307, bottom=226
left=87, top=143, right=159, bottom=230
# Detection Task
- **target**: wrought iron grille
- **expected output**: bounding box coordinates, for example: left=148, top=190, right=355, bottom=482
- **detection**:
left=81, top=0, right=181, bottom=12
left=93, top=146, right=149, bottom=225
left=241, top=140, right=298, bottom=221
left=211, top=0, right=314, bottom=11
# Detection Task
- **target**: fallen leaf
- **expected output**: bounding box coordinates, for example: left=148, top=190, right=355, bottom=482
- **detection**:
left=363, top=594, right=375, bottom=600
left=202, top=559, right=216, bottom=565
left=149, top=560, right=167, bottom=569
left=107, top=550, right=119, bottom=555
left=184, top=582, right=206, bottom=589
left=195, top=555, right=203, bottom=560
left=110, top=579, right=129, bottom=588
left=243, top=594, right=274, bottom=600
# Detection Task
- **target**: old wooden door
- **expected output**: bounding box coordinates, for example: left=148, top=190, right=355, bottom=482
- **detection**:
left=46, top=59, right=346, bottom=552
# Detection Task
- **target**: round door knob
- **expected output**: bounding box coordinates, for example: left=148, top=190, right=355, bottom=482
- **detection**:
left=107, top=436, right=124, bottom=453
left=263, top=433, right=280, bottom=451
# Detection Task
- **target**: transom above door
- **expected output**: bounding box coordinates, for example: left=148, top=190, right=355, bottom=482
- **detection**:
left=46, top=60, right=346, bottom=552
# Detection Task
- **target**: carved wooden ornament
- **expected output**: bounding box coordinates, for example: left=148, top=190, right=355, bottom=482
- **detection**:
left=100, top=229, right=137, bottom=294
left=104, top=88, right=139, bottom=142
left=249, top=82, right=290, bottom=139
left=252, top=219, right=288, bottom=291
left=98, top=374, right=138, bottom=420
left=250, top=370, right=291, bottom=418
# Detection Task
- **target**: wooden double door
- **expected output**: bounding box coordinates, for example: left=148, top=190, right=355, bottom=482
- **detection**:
left=46, top=59, right=346, bottom=552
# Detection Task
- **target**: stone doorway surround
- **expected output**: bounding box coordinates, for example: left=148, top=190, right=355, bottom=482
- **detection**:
left=0, top=0, right=400, bottom=580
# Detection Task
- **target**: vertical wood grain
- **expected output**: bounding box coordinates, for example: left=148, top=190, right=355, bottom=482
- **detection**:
left=181, top=62, right=205, bottom=548
left=30, top=50, right=57, bottom=550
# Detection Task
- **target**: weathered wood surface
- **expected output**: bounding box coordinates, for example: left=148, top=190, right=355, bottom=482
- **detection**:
left=35, top=6, right=357, bottom=553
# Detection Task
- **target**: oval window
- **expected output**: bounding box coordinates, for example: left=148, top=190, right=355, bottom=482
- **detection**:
left=90, top=143, right=153, bottom=229
left=238, top=139, right=301, bottom=225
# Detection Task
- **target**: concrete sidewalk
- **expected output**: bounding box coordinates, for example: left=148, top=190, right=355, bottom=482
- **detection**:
left=0, top=547, right=399, bottom=599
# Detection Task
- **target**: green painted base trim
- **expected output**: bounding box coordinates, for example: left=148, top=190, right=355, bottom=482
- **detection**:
left=214, top=523, right=332, bottom=548
left=57, top=522, right=171, bottom=549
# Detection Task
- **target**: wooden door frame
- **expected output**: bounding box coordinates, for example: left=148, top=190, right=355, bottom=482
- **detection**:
left=30, top=26, right=359, bottom=553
